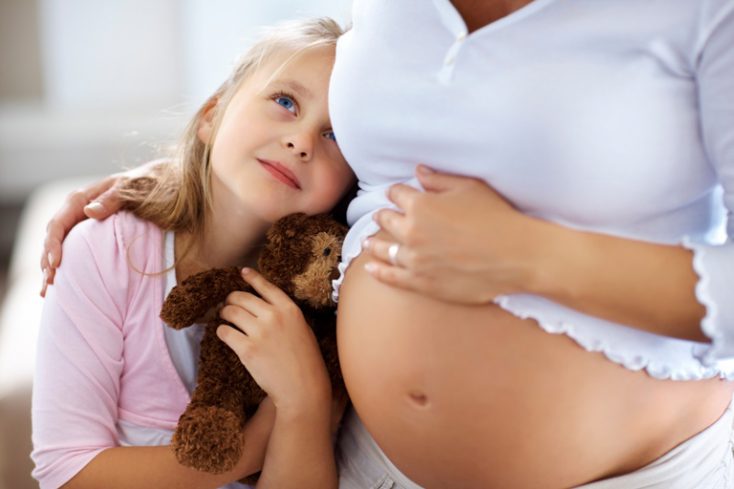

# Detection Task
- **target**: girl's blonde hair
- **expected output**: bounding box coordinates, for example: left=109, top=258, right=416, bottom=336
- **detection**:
left=120, top=17, right=348, bottom=240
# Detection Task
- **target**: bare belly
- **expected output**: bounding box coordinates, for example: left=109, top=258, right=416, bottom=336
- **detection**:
left=337, top=236, right=734, bottom=489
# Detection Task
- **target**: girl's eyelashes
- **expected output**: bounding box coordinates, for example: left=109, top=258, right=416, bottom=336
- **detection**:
left=271, top=91, right=298, bottom=114
left=270, top=90, right=337, bottom=143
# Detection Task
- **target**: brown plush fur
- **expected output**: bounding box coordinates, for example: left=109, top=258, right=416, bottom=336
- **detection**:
left=160, top=213, right=347, bottom=476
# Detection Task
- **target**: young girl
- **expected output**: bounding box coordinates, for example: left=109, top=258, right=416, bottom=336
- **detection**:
left=31, top=17, right=355, bottom=489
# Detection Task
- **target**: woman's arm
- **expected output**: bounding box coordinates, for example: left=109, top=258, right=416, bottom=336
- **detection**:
left=364, top=170, right=706, bottom=341
left=364, top=6, right=734, bottom=347
left=40, top=160, right=164, bottom=296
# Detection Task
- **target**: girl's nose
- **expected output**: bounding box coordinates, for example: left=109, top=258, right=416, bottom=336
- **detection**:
left=284, top=132, right=314, bottom=161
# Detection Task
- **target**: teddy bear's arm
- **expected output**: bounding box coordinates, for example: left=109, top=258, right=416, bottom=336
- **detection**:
left=160, top=267, right=248, bottom=329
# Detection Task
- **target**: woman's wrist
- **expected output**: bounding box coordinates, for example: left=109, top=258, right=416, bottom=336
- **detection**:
left=521, top=216, right=585, bottom=301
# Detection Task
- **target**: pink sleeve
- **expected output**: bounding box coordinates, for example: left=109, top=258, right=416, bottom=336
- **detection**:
left=31, top=215, right=131, bottom=489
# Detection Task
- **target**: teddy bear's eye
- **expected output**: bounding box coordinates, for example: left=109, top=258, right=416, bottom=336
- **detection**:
left=323, top=247, right=332, bottom=257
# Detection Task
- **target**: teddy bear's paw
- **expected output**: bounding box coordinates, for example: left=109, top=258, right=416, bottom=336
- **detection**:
left=172, top=406, right=245, bottom=474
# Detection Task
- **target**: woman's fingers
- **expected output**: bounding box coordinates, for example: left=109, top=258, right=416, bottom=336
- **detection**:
left=364, top=259, right=431, bottom=293
left=386, top=183, right=421, bottom=211
left=363, top=237, right=414, bottom=268
left=83, top=178, right=124, bottom=219
left=372, top=209, right=408, bottom=243
left=416, top=164, right=477, bottom=192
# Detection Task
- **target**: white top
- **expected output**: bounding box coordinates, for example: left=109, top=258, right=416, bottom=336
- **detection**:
left=329, top=0, right=734, bottom=380
left=122, top=231, right=245, bottom=489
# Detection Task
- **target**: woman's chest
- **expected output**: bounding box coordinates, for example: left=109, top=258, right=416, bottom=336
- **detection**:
left=331, top=0, right=714, bottom=228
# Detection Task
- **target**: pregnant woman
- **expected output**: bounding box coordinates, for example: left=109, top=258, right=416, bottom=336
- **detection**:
left=41, top=1, right=734, bottom=487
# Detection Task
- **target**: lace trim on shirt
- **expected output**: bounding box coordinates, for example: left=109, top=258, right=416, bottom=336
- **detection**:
left=682, top=236, right=722, bottom=367
left=332, top=222, right=732, bottom=381
left=492, top=294, right=727, bottom=381
left=331, top=218, right=381, bottom=303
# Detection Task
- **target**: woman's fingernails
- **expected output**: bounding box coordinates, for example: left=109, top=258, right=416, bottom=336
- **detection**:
left=241, top=267, right=252, bottom=276
left=362, top=237, right=372, bottom=249
left=85, top=201, right=104, bottom=213
left=364, top=262, right=378, bottom=273
left=47, top=252, right=55, bottom=268
left=418, top=165, right=434, bottom=174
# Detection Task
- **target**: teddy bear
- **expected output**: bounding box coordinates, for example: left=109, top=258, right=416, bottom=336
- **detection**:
left=159, top=212, right=348, bottom=476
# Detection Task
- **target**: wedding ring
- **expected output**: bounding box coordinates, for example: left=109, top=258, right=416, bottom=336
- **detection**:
left=387, top=243, right=401, bottom=266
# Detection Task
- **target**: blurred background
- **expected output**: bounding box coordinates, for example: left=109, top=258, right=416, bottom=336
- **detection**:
left=0, top=1, right=351, bottom=487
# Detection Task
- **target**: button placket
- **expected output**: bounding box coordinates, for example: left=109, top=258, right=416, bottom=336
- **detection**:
left=438, top=29, right=467, bottom=83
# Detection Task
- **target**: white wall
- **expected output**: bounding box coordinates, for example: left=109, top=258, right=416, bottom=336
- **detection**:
left=0, top=0, right=352, bottom=202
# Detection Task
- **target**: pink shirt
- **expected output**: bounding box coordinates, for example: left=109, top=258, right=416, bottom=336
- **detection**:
left=31, top=212, right=191, bottom=489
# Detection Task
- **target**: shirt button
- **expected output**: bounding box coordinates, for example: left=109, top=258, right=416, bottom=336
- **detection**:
left=456, top=31, right=467, bottom=42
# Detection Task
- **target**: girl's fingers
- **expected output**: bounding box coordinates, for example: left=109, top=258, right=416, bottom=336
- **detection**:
left=216, top=324, right=253, bottom=362
left=225, top=290, right=270, bottom=318
left=240, top=268, right=290, bottom=306
left=219, top=304, right=258, bottom=335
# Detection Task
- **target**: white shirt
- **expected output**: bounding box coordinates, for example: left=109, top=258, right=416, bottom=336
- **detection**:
left=329, top=0, right=734, bottom=380
left=120, top=231, right=245, bottom=489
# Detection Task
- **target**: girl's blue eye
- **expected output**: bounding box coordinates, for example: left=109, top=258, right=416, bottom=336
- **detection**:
left=324, top=130, right=337, bottom=142
left=275, top=95, right=296, bottom=113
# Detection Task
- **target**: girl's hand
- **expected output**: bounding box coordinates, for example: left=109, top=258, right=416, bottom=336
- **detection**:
left=363, top=165, right=551, bottom=304
left=217, top=268, right=332, bottom=416
left=40, top=160, right=165, bottom=297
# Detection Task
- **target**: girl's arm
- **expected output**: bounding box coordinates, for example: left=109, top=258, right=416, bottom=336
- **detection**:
left=33, top=215, right=274, bottom=489
left=63, top=402, right=275, bottom=489
left=217, top=268, right=339, bottom=489
left=364, top=5, right=734, bottom=351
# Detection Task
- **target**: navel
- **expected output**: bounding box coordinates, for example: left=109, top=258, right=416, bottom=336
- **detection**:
left=407, top=390, right=430, bottom=408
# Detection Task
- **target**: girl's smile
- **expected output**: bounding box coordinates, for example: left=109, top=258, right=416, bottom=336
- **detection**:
left=257, top=158, right=302, bottom=190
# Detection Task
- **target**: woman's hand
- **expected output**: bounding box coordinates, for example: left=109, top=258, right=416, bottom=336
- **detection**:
left=217, top=268, right=332, bottom=416
left=363, top=165, right=552, bottom=304
left=40, top=160, right=165, bottom=297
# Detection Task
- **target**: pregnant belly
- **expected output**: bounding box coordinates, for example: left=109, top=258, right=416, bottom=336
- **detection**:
left=336, top=241, right=733, bottom=489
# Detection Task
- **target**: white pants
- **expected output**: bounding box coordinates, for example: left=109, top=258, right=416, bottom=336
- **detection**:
left=337, top=402, right=734, bottom=489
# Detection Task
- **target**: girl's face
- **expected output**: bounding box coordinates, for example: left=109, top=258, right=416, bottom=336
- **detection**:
left=199, top=45, right=355, bottom=223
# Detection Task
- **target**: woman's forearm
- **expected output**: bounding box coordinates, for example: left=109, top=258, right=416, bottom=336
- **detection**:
left=531, top=220, right=707, bottom=342
left=256, top=404, right=337, bottom=489
left=61, top=402, right=274, bottom=489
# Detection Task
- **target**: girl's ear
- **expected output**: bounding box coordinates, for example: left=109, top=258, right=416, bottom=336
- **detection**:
left=197, top=97, right=219, bottom=144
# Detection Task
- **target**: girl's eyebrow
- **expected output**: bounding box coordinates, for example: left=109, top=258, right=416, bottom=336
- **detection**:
left=274, top=79, right=314, bottom=100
